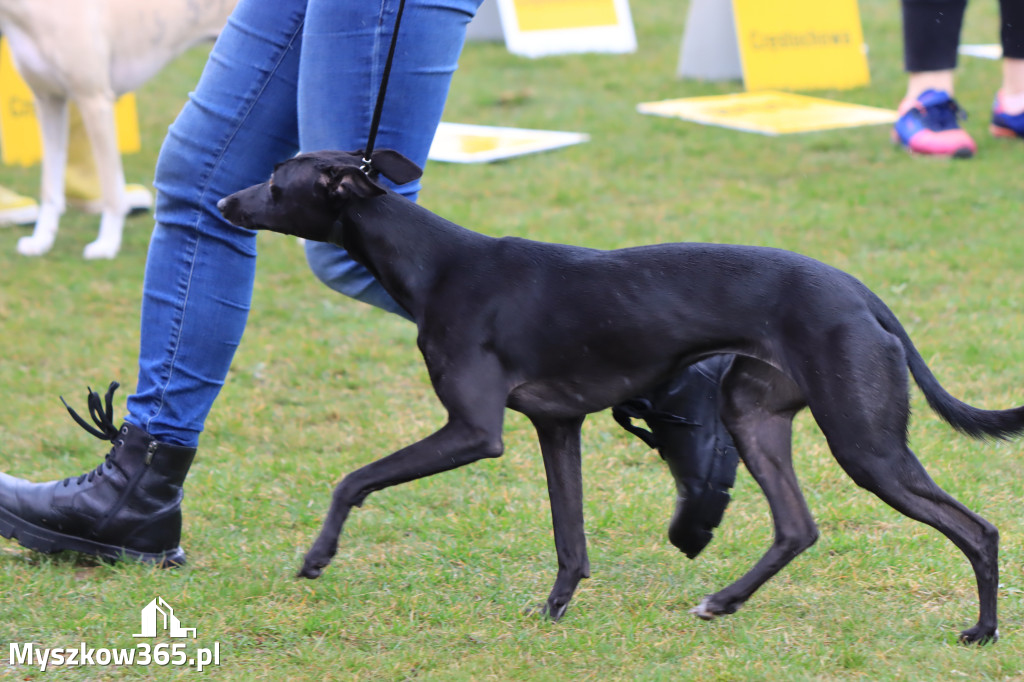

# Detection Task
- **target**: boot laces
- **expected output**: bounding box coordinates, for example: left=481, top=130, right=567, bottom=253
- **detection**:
left=59, top=382, right=123, bottom=486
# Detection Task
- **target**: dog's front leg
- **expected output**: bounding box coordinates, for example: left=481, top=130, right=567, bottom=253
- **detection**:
left=17, top=93, right=68, bottom=257
left=298, top=417, right=505, bottom=579
left=528, top=415, right=590, bottom=620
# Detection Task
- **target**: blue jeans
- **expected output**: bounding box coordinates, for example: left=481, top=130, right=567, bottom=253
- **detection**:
left=126, top=0, right=481, bottom=447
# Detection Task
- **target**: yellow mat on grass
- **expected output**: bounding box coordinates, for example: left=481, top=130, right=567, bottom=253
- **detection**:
left=637, top=91, right=897, bottom=136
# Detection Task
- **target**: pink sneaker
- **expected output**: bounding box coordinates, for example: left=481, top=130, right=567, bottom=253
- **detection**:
left=891, top=89, right=977, bottom=158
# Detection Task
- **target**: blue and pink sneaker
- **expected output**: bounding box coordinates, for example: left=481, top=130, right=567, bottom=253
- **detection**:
left=990, top=91, right=1024, bottom=139
left=891, top=89, right=977, bottom=158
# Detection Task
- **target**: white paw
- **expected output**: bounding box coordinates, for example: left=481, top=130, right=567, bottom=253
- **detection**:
left=689, top=596, right=717, bottom=621
left=83, top=237, right=120, bottom=260
left=17, top=234, right=55, bottom=257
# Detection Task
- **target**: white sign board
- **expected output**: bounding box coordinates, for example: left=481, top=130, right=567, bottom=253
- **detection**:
left=428, top=123, right=589, bottom=163
left=494, top=0, right=636, bottom=58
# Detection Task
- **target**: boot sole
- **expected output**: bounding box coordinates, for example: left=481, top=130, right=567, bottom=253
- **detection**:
left=0, top=506, right=185, bottom=567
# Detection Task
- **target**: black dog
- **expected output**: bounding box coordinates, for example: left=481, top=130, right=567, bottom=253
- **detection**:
left=218, top=149, right=1024, bottom=643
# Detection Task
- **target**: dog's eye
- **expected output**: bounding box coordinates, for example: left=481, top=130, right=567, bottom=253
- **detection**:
left=269, top=183, right=282, bottom=201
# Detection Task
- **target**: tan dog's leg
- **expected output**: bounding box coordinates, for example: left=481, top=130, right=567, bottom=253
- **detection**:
left=17, top=93, right=68, bottom=257
left=75, top=94, right=127, bottom=259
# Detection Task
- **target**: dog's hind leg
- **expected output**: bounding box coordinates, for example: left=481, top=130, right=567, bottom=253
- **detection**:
left=692, top=357, right=817, bottom=620
left=75, top=93, right=127, bottom=259
left=807, top=336, right=998, bottom=643
left=843, top=449, right=998, bottom=643
left=529, top=415, right=589, bottom=620
left=824, top=427, right=999, bottom=643
left=17, top=93, right=68, bottom=257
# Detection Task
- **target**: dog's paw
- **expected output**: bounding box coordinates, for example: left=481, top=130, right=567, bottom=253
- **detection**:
left=83, top=238, right=120, bottom=260
left=689, top=596, right=718, bottom=621
left=959, top=625, right=998, bottom=645
left=522, top=599, right=570, bottom=620
left=544, top=600, right=570, bottom=621
left=17, top=234, right=55, bottom=257
left=690, top=594, right=744, bottom=621
left=296, top=558, right=327, bottom=579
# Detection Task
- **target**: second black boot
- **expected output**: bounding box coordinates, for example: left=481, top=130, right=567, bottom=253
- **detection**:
left=613, top=356, right=740, bottom=559
left=0, top=383, right=197, bottom=566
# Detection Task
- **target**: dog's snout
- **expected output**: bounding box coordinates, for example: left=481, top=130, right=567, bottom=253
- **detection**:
left=217, top=194, right=248, bottom=227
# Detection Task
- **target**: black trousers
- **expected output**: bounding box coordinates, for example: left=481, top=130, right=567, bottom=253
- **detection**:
left=903, top=0, right=1024, bottom=71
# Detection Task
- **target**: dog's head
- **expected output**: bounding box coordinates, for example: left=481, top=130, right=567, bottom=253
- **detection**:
left=216, top=149, right=422, bottom=242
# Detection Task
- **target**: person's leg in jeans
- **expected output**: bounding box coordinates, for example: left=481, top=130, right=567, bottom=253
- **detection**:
left=0, top=0, right=481, bottom=566
left=129, top=0, right=305, bottom=447
left=301, top=0, right=479, bottom=310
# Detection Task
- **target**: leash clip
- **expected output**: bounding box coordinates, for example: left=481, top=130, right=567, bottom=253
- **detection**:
left=360, top=157, right=373, bottom=175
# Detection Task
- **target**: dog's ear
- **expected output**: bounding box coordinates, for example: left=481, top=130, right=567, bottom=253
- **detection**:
left=324, top=166, right=387, bottom=201
left=369, top=149, right=423, bottom=186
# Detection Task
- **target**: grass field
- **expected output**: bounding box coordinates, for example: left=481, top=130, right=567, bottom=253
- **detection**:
left=2, top=0, right=1024, bottom=679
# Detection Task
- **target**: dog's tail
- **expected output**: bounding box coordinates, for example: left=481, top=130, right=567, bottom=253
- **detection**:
left=868, top=290, right=1024, bottom=440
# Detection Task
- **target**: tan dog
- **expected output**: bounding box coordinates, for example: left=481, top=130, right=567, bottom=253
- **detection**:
left=0, top=0, right=237, bottom=259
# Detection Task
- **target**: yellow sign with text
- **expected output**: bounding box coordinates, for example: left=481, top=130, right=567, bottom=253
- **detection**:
left=733, top=0, right=869, bottom=91
left=0, top=38, right=140, bottom=167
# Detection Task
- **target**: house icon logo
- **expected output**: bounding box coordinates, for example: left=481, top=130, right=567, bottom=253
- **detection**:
left=132, top=597, right=197, bottom=639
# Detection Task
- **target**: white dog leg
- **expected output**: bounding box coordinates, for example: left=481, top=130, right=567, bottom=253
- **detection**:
left=17, top=93, right=68, bottom=257
left=17, top=203, right=61, bottom=256
left=85, top=203, right=128, bottom=260
left=77, top=94, right=127, bottom=259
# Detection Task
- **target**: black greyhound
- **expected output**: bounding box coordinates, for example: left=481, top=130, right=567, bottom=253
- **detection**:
left=218, top=149, right=1024, bottom=643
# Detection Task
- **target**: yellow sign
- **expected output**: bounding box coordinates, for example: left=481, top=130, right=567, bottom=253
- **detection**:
left=732, top=0, right=869, bottom=91
left=512, top=0, right=619, bottom=31
left=637, top=91, right=897, bottom=136
left=495, top=0, right=636, bottom=57
left=0, top=38, right=141, bottom=167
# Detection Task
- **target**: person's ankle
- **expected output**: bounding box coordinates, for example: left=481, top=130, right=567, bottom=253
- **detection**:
left=997, top=89, right=1024, bottom=115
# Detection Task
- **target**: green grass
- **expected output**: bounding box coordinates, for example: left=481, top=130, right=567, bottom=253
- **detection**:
left=2, top=0, right=1024, bottom=679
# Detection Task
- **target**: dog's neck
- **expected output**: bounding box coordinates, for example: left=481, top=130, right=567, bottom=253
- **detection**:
left=336, top=191, right=491, bottom=320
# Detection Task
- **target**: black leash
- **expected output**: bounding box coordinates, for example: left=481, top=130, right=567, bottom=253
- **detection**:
left=361, top=0, right=409, bottom=175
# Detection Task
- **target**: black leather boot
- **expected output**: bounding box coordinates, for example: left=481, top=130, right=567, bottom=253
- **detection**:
left=0, top=383, right=196, bottom=566
left=613, top=356, right=740, bottom=559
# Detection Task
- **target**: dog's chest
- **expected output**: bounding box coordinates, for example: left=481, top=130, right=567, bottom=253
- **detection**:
left=2, top=28, right=53, bottom=88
